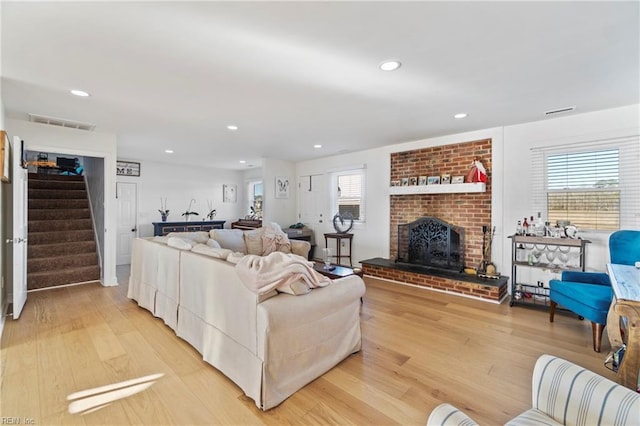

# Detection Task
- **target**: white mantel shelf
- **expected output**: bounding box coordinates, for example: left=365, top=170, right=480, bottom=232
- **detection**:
left=389, top=182, right=486, bottom=195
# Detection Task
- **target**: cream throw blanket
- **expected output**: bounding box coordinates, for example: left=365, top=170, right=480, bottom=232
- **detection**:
left=262, top=222, right=291, bottom=255
left=236, top=251, right=331, bottom=295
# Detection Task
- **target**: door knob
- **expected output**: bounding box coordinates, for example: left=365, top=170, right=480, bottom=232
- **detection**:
left=131, top=228, right=136, bottom=232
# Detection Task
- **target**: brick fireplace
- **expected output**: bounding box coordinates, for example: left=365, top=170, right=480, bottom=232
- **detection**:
left=361, top=138, right=507, bottom=303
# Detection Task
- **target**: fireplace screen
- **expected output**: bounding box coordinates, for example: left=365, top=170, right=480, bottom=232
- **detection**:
left=397, top=217, right=465, bottom=272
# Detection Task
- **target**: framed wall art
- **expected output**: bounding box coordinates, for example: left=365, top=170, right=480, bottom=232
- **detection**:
left=275, top=176, right=290, bottom=199
left=116, top=160, right=141, bottom=177
left=1, top=130, right=10, bottom=183
left=223, top=184, right=237, bottom=203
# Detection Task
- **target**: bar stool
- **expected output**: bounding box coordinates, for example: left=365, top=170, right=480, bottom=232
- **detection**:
left=324, top=233, right=353, bottom=266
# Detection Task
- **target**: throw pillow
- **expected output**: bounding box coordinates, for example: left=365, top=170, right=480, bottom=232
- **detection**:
left=244, top=228, right=264, bottom=255
left=167, top=231, right=209, bottom=244
left=210, top=229, right=246, bottom=253
left=205, top=238, right=222, bottom=249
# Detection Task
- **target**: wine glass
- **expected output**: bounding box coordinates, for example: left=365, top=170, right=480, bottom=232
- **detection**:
left=322, top=248, right=332, bottom=269
left=545, top=251, right=557, bottom=265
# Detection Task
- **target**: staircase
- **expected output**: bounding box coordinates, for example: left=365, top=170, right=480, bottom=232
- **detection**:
left=27, top=173, right=101, bottom=290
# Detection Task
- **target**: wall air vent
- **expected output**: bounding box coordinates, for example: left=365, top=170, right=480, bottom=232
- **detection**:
left=544, top=106, right=576, bottom=116
left=28, top=113, right=96, bottom=131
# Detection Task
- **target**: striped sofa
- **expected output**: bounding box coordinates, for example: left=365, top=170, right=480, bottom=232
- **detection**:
left=427, top=354, right=639, bottom=426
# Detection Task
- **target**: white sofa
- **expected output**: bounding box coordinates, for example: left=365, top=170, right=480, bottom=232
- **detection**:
left=127, top=232, right=365, bottom=410
left=427, top=354, right=639, bottom=425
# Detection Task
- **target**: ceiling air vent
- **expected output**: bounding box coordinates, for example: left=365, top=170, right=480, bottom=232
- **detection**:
left=28, top=113, right=96, bottom=131
left=544, top=106, right=576, bottom=116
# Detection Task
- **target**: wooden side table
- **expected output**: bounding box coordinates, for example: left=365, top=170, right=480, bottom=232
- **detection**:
left=324, top=233, right=353, bottom=266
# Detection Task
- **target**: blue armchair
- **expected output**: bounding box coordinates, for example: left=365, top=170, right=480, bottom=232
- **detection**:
left=549, top=230, right=640, bottom=352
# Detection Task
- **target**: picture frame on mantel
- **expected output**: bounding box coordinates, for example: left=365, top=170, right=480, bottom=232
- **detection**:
left=275, top=176, right=290, bottom=199
left=1, top=130, right=10, bottom=183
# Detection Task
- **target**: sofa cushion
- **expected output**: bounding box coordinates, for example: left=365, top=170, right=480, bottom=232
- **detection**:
left=277, top=278, right=311, bottom=296
left=167, top=231, right=209, bottom=244
left=206, top=238, right=222, bottom=249
left=244, top=228, right=264, bottom=255
left=167, top=237, right=194, bottom=250
left=505, top=408, right=562, bottom=426
left=191, top=244, right=233, bottom=259
left=210, top=229, right=246, bottom=253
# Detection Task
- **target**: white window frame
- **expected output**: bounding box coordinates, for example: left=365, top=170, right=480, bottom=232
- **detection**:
left=531, top=136, right=639, bottom=232
left=330, top=166, right=366, bottom=224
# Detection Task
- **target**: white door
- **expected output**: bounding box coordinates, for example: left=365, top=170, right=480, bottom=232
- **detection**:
left=298, top=174, right=326, bottom=243
left=12, top=136, right=27, bottom=319
left=116, top=182, right=137, bottom=265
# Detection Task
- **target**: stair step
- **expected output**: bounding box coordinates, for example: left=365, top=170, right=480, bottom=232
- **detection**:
left=29, top=199, right=89, bottom=209
left=28, top=253, right=99, bottom=273
left=28, top=188, right=87, bottom=200
left=29, top=209, right=91, bottom=220
left=28, top=179, right=86, bottom=190
left=28, top=241, right=96, bottom=258
left=28, top=229, right=95, bottom=245
left=28, top=265, right=100, bottom=290
left=28, top=219, right=93, bottom=232
left=28, top=173, right=84, bottom=182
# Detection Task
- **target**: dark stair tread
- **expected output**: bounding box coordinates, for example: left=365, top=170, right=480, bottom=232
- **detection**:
left=29, top=180, right=86, bottom=190
left=28, top=265, right=101, bottom=290
left=28, top=173, right=84, bottom=182
left=28, top=241, right=96, bottom=258
left=28, top=253, right=99, bottom=273
left=28, top=230, right=96, bottom=245
left=28, top=219, right=93, bottom=232
left=28, top=189, right=88, bottom=199
left=29, top=209, right=91, bottom=220
left=28, top=199, right=89, bottom=209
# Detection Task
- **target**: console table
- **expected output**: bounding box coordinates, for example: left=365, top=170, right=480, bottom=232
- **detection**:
left=606, top=263, right=640, bottom=391
left=152, top=220, right=225, bottom=236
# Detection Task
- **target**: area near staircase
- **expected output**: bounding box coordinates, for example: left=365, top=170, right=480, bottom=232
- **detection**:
left=27, top=173, right=100, bottom=290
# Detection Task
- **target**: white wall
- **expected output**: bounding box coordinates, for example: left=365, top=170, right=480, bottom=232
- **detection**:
left=501, top=104, right=640, bottom=287
left=295, top=105, right=640, bottom=284
left=116, top=160, right=245, bottom=237
left=0, top=94, right=6, bottom=333
left=296, top=127, right=505, bottom=268
left=262, top=158, right=297, bottom=227
left=6, top=118, right=118, bottom=286
left=84, top=156, right=105, bottom=273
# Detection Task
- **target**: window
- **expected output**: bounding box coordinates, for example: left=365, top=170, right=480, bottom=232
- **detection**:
left=332, top=169, right=365, bottom=222
left=532, top=137, right=639, bottom=232
left=248, top=180, right=263, bottom=218
left=546, top=149, right=619, bottom=230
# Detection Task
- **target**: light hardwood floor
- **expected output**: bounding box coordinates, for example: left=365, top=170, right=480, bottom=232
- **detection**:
left=1, top=267, right=617, bottom=425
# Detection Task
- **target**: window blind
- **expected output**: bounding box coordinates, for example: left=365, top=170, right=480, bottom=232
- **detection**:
left=531, top=136, right=640, bottom=231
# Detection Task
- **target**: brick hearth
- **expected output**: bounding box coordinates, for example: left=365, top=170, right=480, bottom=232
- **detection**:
left=361, top=258, right=508, bottom=303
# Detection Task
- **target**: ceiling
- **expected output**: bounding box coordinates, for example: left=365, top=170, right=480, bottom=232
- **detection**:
left=2, top=1, right=638, bottom=170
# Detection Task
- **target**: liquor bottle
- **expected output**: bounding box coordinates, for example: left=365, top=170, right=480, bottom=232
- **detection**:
left=522, top=217, right=529, bottom=235
left=535, top=212, right=545, bottom=236
left=516, top=220, right=523, bottom=236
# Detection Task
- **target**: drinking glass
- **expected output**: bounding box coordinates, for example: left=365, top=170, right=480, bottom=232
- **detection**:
left=322, top=248, right=332, bottom=269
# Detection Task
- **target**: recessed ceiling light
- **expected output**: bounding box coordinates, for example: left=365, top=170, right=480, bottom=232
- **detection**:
left=239, top=160, right=246, bottom=164
left=70, top=89, right=90, bottom=97
left=379, top=60, right=401, bottom=71
left=454, top=113, right=468, bottom=119
left=165, top=149, right=174, bottom=154
left=227, top=125, right=238, bottom=130
left=313, top=144, right=322, bottom=149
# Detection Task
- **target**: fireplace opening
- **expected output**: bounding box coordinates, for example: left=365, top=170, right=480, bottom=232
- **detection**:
left=396, top=217, right=465, bottom=272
